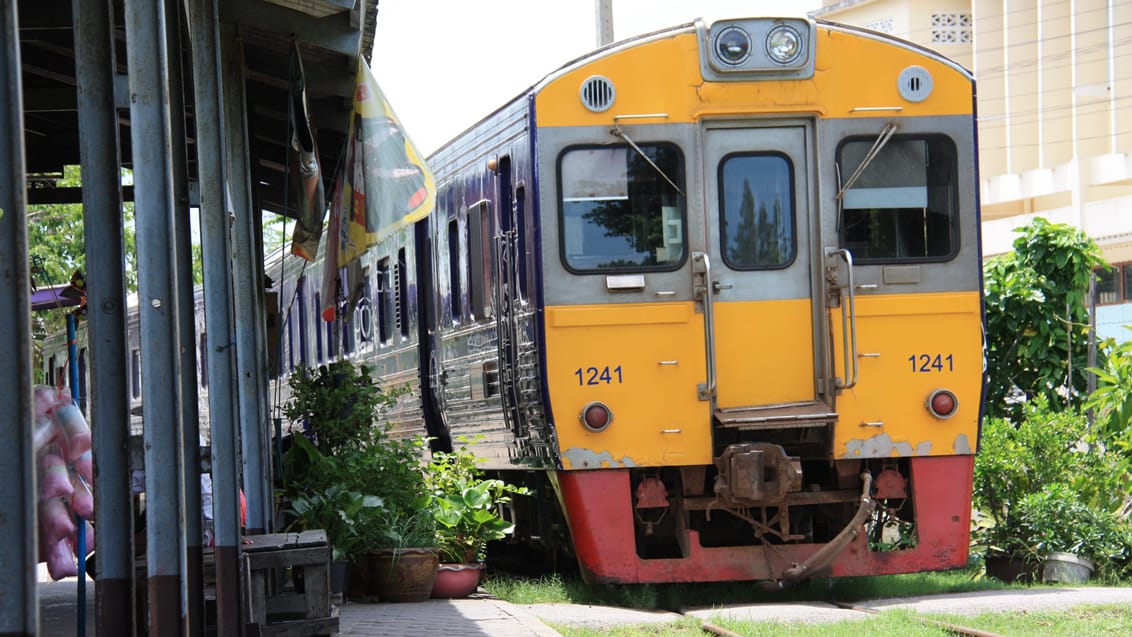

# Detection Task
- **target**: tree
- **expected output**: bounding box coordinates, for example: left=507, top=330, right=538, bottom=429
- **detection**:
left=28, top=165, right=138, bottom=372
left=983, top=217, right=1107, bottom=418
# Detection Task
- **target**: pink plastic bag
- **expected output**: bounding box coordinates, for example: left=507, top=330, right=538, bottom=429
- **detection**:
left=39, top=496, right=76, bottom=547
left=53, top=404, right=91, bottom=461
left=46, top=539, right=78, bottom=580
left=39, top=451, right=74, bottom=501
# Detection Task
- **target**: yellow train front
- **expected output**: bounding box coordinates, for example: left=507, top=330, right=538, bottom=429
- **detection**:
left=424, top=16, right=983, bottom=584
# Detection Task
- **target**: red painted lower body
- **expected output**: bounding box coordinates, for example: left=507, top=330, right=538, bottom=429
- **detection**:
left=556, top=455, right=974, bottom=584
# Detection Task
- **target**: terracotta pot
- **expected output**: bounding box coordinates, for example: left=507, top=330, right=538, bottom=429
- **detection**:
left=984, top=554, right=1036, bottom=583
left=369, top=548, right=439, bottom=603
left=431, top=563, right=484, bottom=598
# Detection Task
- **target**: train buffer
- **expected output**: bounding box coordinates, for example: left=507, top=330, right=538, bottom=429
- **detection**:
left=243, top=530, right=339, bottom=637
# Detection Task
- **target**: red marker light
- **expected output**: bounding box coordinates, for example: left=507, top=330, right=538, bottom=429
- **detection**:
left=927, top=389, right=958, bottom=419
left=581, top=402, right=613, bottom=432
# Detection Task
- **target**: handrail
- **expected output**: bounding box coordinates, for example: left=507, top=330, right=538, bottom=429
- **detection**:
left=693, top=252, right=717, bottom=407
left=827, top=248, right=859, bottom=389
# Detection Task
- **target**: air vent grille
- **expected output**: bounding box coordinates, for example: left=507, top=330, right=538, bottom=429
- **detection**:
left=580, top=75, right=616, bottom=113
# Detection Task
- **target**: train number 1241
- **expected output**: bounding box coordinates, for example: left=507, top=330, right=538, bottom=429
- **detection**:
left=908, top=353, right=954, bottom=372
left=575, top=366, right=623, bottom=385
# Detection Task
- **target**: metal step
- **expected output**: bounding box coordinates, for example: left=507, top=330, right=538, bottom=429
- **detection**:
left=714, top=401, right=838, bottom=430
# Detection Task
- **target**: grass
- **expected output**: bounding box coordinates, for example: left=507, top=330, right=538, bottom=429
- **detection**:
left=483, top=566, right=1132, bottom=636
left=482, top=562, right=1011, bottom=610
left=548, top=605, right=1132, bottom=637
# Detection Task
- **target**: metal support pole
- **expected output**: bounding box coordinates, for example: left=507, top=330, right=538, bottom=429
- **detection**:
left=123, top=0, right=186, bottom=633
left=0, top=4, right=36, bottom=634
left=188, top=1, right=243, bottom=633
left=73, top=2, right=135, bottom=633
left=220, top=22, right=271, bottom=535
left=163, top=2, right=204, bottom=633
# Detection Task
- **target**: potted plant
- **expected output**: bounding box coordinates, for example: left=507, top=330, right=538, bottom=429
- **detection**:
left=426, top=440, right=530, bottom=598
left=363, top=506, right=440, bottom=603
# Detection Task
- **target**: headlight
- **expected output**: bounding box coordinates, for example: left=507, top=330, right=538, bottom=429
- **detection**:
left=766, top=25, right=803, bottom=64
left=714, top=26, right=751, bottom=66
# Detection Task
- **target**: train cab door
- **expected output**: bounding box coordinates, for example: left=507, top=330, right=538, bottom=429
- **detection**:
left=697, top=122, right=833, bottom=435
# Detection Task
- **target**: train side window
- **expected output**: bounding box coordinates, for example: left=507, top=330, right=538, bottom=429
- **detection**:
left=314, top=292, right=324, bottom=363
left=297, top=277, right=309, bottom=367
left=357, top=269, right=373, bottom=344
left=199, top=333, right=208, bottom=388
left=837, top=136, right=958, bottom=262
left=398, top=248, right=410, bottom=338
left=558, top=143, right=685, bottom=272
left=718, top=153, right=796, bottom=269
left=448, top=217, right=462, bottom=321
left=467, top=200, right=493, bottom=320
left=377, top=257, right=393, bottom=343
left=130, top=349, right=141, bottom=399
left=287, top=307, right=295, bottom=371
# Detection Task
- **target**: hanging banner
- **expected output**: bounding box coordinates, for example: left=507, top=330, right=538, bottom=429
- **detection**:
left=288, top=43, right=326, bottom=262
left=330, top=59, right=435, bottom=269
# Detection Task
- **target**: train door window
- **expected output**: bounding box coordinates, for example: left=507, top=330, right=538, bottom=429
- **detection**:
left=837, top=136, right=958, bottom=262
left=516, top=185, right=529, bottom=299
left=314, top=292, right=324, bottom=363
left=199, top=333, right=209, bottom=388
left=377, top=257, right=393, bottom=343
left=718, top=153, right=796, bottom=269
left=130, top=349, right=141, bottom=399
left=398, top=248, right=410, bottom=338
left=467, top=200, right=493, bottom=320
left=297, top=277, right=309, bottom=367
left=558, top=144, right=685, bottom=272
left=448, top=218, right=462, bottom=321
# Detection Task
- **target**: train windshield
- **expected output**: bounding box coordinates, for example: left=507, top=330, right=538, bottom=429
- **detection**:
left=718, top=152, right=796, bottom=269
left=837, top=136, right=958, bottom=262
left=559, top=144, right=685, bottom=272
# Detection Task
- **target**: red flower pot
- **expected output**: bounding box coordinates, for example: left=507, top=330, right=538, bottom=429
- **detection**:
left=431, top=563, right=484, bottom=598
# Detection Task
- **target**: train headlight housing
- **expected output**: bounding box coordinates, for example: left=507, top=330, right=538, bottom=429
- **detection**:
left=766, top=25, right=803, bottom=64
left=700, top=18, right=814, bottom=80
left=926, top=389, right=959, bottom=419
left=581, top=402, right=613, bottom=432
left=714, top=27, right=751, bottom=65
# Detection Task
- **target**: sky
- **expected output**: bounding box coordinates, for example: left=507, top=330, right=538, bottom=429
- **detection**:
left=371, top=1, right=821, bottom=156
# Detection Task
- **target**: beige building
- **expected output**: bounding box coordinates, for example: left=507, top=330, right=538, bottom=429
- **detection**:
left=812, top=0, right=1132, bottom=337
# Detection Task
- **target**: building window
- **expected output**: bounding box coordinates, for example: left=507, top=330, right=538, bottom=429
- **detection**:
left=1094, top=264, right=1132, bottom=305
left=865, top=18, right=893, bottom=34
left=931, top=12, right=972, bottom=44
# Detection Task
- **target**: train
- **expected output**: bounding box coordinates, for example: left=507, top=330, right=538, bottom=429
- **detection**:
left=48, top=15, right=985, bottom=585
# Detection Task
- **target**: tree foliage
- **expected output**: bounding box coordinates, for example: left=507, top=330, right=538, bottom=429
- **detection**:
left=983, top=217, right=1107, bottom=418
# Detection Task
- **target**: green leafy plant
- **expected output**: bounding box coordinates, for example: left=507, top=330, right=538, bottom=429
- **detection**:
left=971, top=399, right=1132, bottom=576
left=983, top=217, right=1107, bottom=419
left=282, top=360, right=400, bottom=457
left=284, top=483, right=383, bottom=562
left=366, top=505, right=438, bottom=551
left=426, top=438, right=530, bottom=563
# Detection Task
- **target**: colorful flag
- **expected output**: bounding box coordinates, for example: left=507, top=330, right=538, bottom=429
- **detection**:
left=331, top=59, right=435, bottom=268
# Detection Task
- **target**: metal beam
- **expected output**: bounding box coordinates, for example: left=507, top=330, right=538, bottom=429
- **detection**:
left=221, top=23, right=272, bottom=538
left=186, top=1, right=242, bottom=632
left=221, top=0, right=362, bottom=58
left=0, top=1, right=36, bottom=634
left=72, top=0, right=134, bottom=633
left=122, top=0, right=186, bottom=632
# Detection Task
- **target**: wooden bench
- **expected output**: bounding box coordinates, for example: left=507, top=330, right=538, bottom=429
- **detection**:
left=243, top=530, right=339, bottom=637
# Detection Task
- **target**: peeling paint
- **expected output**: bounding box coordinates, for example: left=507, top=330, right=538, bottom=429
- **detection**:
left=842, top=433, right=933, bottom=458
left=562, top=447, right=637, bottom=469
left=952, top=433, right=972, bottom=454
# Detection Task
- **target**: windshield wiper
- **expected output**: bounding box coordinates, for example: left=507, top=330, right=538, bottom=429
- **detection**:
left=835, top=121, right=899, bottom=201
left=609, top=125, right=685, bottom=198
